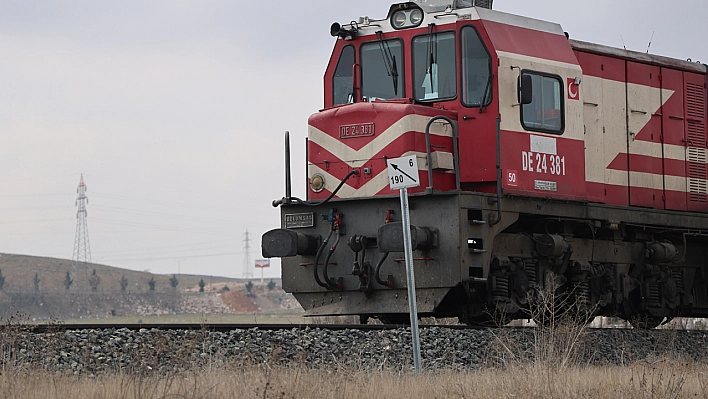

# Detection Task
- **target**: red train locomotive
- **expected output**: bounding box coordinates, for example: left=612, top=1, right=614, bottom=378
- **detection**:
left=263, top=0, right=708, bottom=327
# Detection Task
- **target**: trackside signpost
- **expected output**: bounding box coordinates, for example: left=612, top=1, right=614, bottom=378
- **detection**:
left=386, top=155, right=422, bottom=373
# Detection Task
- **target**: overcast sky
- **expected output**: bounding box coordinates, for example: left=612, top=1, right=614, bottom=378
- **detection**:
left=1, top=0, right=706, bottom=280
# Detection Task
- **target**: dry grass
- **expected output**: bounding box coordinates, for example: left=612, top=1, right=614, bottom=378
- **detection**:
left=1, top=362, right=708, bottom=399
left=3, top=284, right=708, bottom=398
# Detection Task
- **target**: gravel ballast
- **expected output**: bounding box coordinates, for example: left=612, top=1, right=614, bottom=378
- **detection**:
left=2, top=327, right=707, bottom=375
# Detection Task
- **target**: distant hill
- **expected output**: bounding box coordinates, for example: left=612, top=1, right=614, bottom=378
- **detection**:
left=0, top=253, right=239, bottom=294
left=0, top=254, right=301, bottom=322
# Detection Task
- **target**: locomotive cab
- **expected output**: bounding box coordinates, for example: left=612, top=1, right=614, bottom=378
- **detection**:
left=311, top=0, right=587, bottom=201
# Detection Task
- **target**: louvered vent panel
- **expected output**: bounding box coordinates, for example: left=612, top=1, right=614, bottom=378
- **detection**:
left=688, top=122, right=705, bottom=144
left=689, top=179, right=707, bottom=202
left=686, top=83, right=705, bottom=120
left=688, top=147, right=707, bottom=203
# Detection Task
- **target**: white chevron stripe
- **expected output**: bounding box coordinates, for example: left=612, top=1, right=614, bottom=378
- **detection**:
left=603, top=172, right=707, bottom=193
left=308, top=152, right=436, bottom=198
left=308, top=114, right=455, bottom=168
left=629, top=141, right=686, bottom=161
left=309, top=165, right=391, bottom=198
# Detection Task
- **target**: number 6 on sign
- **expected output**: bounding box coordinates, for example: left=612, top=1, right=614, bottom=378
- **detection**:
left=386, top=155, right=421, bottom=190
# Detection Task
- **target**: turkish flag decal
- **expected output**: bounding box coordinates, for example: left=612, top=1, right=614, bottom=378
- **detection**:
left=567, top=78, right=580, bottom=101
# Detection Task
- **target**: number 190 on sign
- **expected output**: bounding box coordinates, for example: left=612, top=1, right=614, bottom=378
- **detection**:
left=391, top=174, right=405, bottom=185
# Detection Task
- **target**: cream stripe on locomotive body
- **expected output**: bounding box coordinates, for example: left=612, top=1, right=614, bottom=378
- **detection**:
left=308, top=115, right=453, bottom=166
left=309, top=152, right=431, bottom=198
left=265, top=0, right=708, bottom=327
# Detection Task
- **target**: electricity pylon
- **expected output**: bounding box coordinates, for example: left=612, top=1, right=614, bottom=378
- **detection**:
left=242, top=230, right=253, bottom=279
left=72, top=174, right=92, bottom=277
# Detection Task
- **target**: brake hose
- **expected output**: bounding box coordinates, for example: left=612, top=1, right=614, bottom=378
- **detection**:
left=374, top=252, right=392, bottom=287
left=322, top=228, right=342, bottom=289
left=313, top=229, right=333, bottom=288
left=273, top=170, right=359, bottom=207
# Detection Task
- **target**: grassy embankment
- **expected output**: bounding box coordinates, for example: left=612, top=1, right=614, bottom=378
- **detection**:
left=2, top=287, right=708, bottom=398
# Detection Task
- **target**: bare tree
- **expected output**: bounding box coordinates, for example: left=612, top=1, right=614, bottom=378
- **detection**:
left=63, top=271, right=73, bottom=290
left=88, top=269, right=101, bottom=292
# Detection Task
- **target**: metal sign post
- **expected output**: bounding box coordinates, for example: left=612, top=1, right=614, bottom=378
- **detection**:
left=386, top=155, right=422, bottom=373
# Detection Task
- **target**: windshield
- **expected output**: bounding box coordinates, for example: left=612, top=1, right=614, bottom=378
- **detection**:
left=361, top=39, right=404, bottom=101
left=413, top=31, right=456, bottom=101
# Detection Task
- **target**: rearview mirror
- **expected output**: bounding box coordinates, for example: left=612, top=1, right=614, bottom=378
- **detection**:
left=519, top=74, right=533, bottom=105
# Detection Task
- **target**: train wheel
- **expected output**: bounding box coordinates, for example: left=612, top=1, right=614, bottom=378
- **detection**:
left=377, top=313, right=411, bottom=325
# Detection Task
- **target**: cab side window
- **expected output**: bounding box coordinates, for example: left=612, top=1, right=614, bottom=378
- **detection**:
left=461, top=26, right=492, bottom=107
left=521, top=72, right=564, bottom=134
left=333, top=46, right=355, bottom=106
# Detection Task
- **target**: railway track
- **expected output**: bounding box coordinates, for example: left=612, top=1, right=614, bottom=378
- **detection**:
left=5, top=321, right=707, bottom=376
left=19, top=322, right=474, bottom=334
left=14, top=322, right=696, bottom=334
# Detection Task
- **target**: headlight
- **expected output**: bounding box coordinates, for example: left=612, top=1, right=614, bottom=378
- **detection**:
left=392, top=11, right=407, bottom=29
left=310, top=174, right=325, bottom=192
left=410, top=9, right=423, bottom=25
left=390, top=7, right=424, bottom=30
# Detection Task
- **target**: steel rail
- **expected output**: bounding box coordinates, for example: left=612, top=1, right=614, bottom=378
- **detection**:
left=16, top=323, right=477, bottom=334
left=10, top=322, right=669, bottom=334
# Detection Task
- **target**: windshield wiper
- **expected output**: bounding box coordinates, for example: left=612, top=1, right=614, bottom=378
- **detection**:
left=479, top=73, right=493, bottom=113
left=376, top=31, right=398, bottom=96
left=426, top=24, right=435, bottom=89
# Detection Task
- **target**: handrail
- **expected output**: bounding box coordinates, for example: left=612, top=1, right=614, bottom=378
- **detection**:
left=285, top=131, right=292, bottom=202
left=489, top=116, right=502, bottom=226
left=424, top=116, right=458, bottom=193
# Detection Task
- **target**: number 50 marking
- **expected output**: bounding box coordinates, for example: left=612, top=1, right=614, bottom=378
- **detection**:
left=507, top=170, right=518, bottom=187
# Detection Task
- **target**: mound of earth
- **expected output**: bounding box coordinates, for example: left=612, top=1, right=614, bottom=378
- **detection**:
left=220, top=290, right=259, bottom=313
